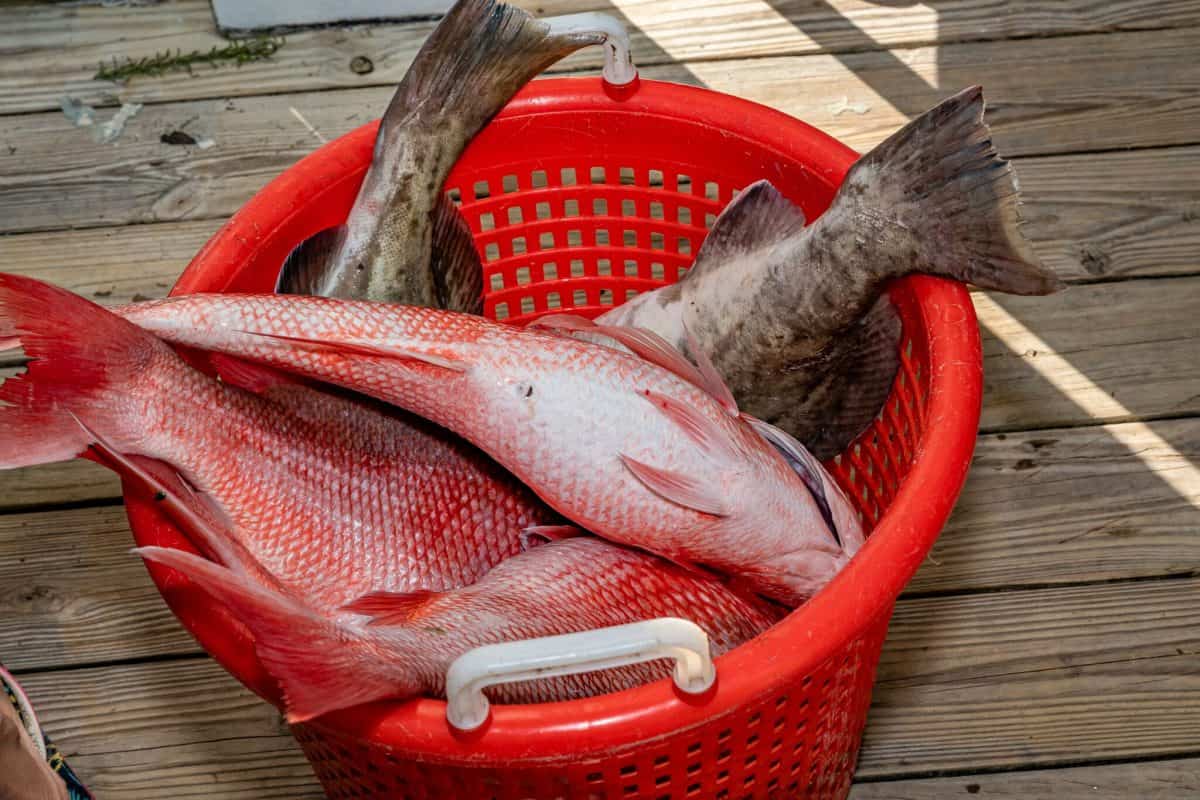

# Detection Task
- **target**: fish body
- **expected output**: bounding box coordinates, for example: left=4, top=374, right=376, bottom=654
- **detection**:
left=278, top=0, right=605, bottom=307
left=599, top=86, right=1064, bottom=459
left=0, top=274, right=554, bottom=613
left=119, top=296, right=862, bottom=606
left=138, top=535, right=786, bottom=722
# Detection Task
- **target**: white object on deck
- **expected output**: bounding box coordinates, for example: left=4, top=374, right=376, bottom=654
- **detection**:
left=444, top=617, right=716, bottom=731
left=211, top=0, right=455, bottom=31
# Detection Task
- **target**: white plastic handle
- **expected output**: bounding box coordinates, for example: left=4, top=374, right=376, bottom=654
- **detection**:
left=543, top=12, right=638, bottom=86
left=445, top=617, right=715, bottom=731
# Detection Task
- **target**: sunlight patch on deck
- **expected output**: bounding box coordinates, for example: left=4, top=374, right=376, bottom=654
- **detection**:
left=607, top=0, right=939, bottom=119
left=975, top=292, right=1200, bottom=507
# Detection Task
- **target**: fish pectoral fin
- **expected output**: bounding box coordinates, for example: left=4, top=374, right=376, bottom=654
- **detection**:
left=243, top=331, right=470, bottom=372
left=275, top=226, right=349, bottom=296
left=680, top=322, right=738, bottom=414
left=619, top=453, right=730, bottom=517
left=342, top=589, right=444, bottom=626
left=690, top=180, right=807, bottom=275
left=430, top=195, right=484, bottom=315
left=210, top=353, right=301, bottom=394
left=520, top=524, right=585, bottom=550
left=743, top=415, right=840, bottom=547
left=641, top=389, right=739, bottom=459
left=72, top=412, right=256, bottom=574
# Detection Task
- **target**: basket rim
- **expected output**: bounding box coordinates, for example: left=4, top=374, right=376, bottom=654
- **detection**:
left=142, top=77, right=982, bottom=757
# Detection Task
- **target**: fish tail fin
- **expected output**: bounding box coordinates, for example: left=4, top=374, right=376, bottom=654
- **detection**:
left=832, top=86, right=1064, bottom=295
left=389, top=0, right=604, bottom=137
left=135, top=546, right=419, bottom=723
left=0, top=272, right=167, bottom=469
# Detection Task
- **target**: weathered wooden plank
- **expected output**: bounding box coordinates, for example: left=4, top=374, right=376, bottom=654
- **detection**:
left=910, top=418, right=1200, bottom=594
left=2, top=143, right=1195, bottom=286
left=977, top=279, right=1200, bottom=432
left=12, top=578, right=1198, bottom=793
left=2, top=27, right=1199, bottom=235
left=17, top=659, right=322, bottom=800
left=1016, top=146, right=1200, bottom=283
left=0, top=219, right=215, bottom=305
left=5, top=0, right=1200, bottom=115
left=858, top=578, right=1200, bottom=776
left=0, top=461, right=121, bottom=511
left=0, top=505, right=197, bottom=671
left=850, top=757, right=1200, bottom=799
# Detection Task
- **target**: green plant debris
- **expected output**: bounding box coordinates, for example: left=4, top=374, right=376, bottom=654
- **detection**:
left=95, top=36, right=285, bottom=83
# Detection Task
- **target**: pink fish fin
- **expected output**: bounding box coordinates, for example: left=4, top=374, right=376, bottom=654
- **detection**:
left=342, top=589, right=445, bottom=626
left=742, top=414, right=853, bottom=551
left=529, top=313, right=597, bottom=333
left=0, top=272, right=168, bottom=470
left=210, top=353, right=300, bottom=394
left=519, top=524, right=585, bottom=550
left=640, top=389, right=739, bottom=459
left=556, top=316, right=738, bottom=416
left=134, top=546, right=408, bottom=723
left=619, top=453, right=730, bottom=517
left=681, top=322, right=738, bottom=415
left=242, top=330, right=470, bottom=372
left=534, top=313, right=717, bottom=401
left=71, top=412, right=258, bottom=575
left=0, top=336, right=17, bottom=352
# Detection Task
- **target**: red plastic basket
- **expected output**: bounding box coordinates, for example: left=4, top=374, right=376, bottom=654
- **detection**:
left=125, top=77, right=982, bottom=799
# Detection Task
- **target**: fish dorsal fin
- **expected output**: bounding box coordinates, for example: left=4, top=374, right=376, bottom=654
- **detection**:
left=243, top=331, right=469, bottom=372
left=743, top=415, right=840, bottom=546
left=690, top=180, right=807, bottom=276
left=535, top=314, right=737, bottom=414
left=619, top=453, right=730, bottom=517
left=520, top=524, right=584, bottom=551
left=210, top=353, right=299, bottom=394
left=430, top=195, right=484, bottom=315
left=276, top=226, right=348, bottom=296
left=342, top=589, right=444, bottom=626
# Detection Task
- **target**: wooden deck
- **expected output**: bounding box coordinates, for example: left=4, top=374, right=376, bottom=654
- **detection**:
left=1, top=1, right=1197, bottom=796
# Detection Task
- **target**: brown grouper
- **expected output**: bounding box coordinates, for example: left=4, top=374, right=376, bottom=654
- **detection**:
left=277, top=0, right=605, bottom=310
left=597, top=86, right=1064, bottom=459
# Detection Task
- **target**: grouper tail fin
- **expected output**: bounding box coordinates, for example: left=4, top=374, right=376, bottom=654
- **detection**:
left=386, top=0, right=605, bottom=137
left=831, top=85, right=1063, bottom=296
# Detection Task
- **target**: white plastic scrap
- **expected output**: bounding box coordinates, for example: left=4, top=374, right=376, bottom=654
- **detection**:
left=60, top=97, right=97, bottom=127
left=829, top=96, right=871, bottom=116
left=94, top=102, right=144, bottom=144
left=195, top=136, right=217, bottom=150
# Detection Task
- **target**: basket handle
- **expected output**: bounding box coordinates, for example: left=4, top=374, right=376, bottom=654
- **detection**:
left=445, top=617, right=715, bottom=731
left=543, top=12, right=638, bottom=87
